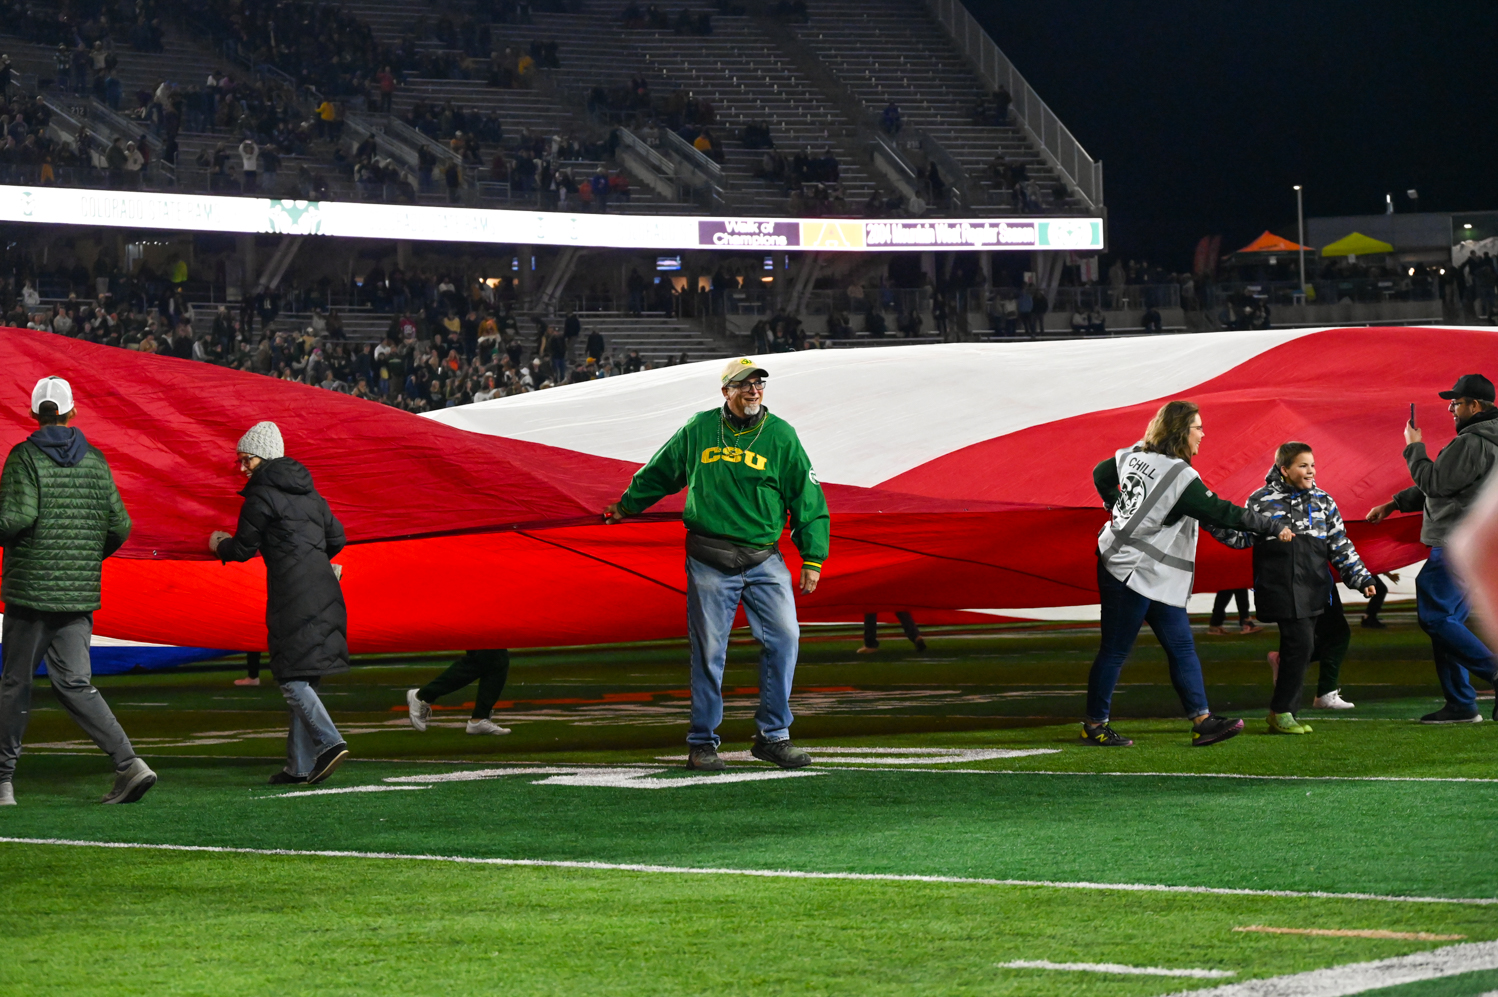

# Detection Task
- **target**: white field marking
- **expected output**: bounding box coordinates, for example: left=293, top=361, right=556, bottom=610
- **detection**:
left=1161, top=940, right=1498, bottom=997
left=963, top=769, right=1498, bottom=784
left=262, top=785, right=431, bottom=799
left=1000, top=960, right=1234, bottom=979
left=381, top=766, right=822, bottom=789
left=654, top=747, right=1061, bottom=765
left=1233, top=926, right=1466, bottom=941
left=537, top=768, right=823, bottom=789
left=1, top=837, right=1494, bottom=907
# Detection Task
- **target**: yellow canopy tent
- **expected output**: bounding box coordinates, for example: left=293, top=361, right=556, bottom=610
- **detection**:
left=1236, top=231, right=1311, bottom=254
left=1320, top=232, right=1393, bottom=258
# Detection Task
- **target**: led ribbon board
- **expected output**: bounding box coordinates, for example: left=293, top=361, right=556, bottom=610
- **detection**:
left=0, top=186, right=1105, bottom=252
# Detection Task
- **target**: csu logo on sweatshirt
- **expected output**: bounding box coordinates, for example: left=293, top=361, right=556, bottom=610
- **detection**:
left=701, top=446, right=768, bottom=471
left=1115, top=471, right=1148, bottom=524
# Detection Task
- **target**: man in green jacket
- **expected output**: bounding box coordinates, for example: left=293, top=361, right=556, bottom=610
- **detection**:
left=0, top=377, right=154, bottom=805
left=604, top=358, right=829, bottom=771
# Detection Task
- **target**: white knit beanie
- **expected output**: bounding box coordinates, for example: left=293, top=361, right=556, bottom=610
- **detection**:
left=236, top=421, right=284, bottom=461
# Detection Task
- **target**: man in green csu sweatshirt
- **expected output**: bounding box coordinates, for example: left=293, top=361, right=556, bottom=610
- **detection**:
left=604, top=358, right=829, bottom=772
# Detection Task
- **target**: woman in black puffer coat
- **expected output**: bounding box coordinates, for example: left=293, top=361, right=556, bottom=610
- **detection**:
left=211, top=421, right=350, bottom=786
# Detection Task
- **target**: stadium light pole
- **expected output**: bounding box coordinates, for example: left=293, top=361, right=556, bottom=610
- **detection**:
left=1293, top=185, right=1306, bottom=295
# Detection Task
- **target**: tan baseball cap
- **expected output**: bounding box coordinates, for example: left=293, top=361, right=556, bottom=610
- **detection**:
left=720, top=357, right=768, bottom=385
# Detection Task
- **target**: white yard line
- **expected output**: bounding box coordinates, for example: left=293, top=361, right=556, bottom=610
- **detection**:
left=1000, top=959, right=1234, bottom=978
left=260, top=786, right=431, bottom=799
left=0, top=837, right=1494, bottom=906
left=1162, top=940, right=1498, bottom=996
left=1234, top=926, right=1466, bottom=941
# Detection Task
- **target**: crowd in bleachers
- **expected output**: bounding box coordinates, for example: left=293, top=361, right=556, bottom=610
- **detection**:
left=0, top=257, right=677, bottom=414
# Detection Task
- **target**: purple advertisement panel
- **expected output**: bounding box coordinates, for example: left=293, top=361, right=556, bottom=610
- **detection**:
left=698, top=220, right=801, bottom=248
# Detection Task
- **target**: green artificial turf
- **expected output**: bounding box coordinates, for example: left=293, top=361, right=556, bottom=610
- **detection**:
left=6, top=614, right=1498, bottom=995
left=4, top=845, right=1495, bottom=997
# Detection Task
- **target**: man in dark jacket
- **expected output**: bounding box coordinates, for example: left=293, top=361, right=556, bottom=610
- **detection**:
left=211, top=421, right=350, bottom=784
left=0, top=377, right=156, bottom=805
left=1368, top=374, right=1498, bottom=723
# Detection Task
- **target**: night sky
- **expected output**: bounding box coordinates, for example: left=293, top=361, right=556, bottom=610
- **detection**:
left=966, top=0, right=1498, bottom=269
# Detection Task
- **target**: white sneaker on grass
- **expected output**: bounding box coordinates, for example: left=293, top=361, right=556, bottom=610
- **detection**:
left=0, top=782, right=13, bottom=806
left=1312, top=689, right=1355, bottom=709
left=465, top=719, right=512, bottom=736
left=406, top=689, right=431, bottom=732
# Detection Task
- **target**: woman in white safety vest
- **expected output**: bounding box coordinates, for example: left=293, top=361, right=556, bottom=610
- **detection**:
left=1084, top=400, right=1292, bottom=747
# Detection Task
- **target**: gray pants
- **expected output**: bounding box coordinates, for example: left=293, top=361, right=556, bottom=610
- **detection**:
left=280, top=678, right=342, bottom=778
left=0, top=608, right=138, bottom=781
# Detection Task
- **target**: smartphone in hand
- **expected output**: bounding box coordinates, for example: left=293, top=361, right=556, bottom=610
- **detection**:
left=1409, top=403, right=1416, bottom=427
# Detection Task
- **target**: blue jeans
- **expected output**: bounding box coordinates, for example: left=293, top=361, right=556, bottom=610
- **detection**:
left=685, top=552, right=799, bottom=747
left=1417, top=548, right=1497, bottom=713
left=1086, top=558, right=1211, bottom=722
left=279, top=678, right=343, bottom=777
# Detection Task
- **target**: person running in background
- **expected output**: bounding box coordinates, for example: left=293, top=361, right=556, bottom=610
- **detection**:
left=0, top=376, right=156, bottom=806
left=1367, top=374, right=1498, bottom=723
left=858, top=612, right=926, bottom=653
left=1086, top=400, right=1291, bottom=748
left=210, top=421, right=349, bottom=785
left=235, top=650, right=261, bottom=686
left=1206, top=589, right=1262, bottom=635
left=406, top=650, right=513, bottom=735
left=1361, top=571, right=1400, bottom=628
left=1211, top=443, right=1377, bottom=731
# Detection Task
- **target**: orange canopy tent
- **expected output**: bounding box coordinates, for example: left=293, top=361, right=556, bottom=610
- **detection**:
left=1235, top=230, right=1312, bottom=254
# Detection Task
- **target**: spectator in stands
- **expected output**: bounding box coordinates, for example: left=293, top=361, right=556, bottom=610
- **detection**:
left=993, top=86, right=1012, bottom=124
left=880, top=101, right=902, bottom=136
left=1017, top=284, right=1036, bottom=338
left=377, top=67, right=397, bottom=114
left=1142, top=303, right=1163, bottom=332
left=238, top=138, right=258, bottom=194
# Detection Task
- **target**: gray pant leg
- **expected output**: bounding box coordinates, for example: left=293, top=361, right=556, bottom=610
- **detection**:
left=0, top=612, right=43, bottom=782
left=279, top=679, right=341, bottom=777
left=42, top=614, right=137, bottom=773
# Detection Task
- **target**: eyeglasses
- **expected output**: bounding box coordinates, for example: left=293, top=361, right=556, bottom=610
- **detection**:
left=731, top=378, right=766, bottom=392
left=235, top=454, right=256, bottom=469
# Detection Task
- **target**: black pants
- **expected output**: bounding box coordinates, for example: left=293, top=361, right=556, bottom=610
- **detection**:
left=246, top=650, right=261, bottom=679
left=863, top=612, right=921, bottom=648
left=1210, top=589, right=1250, bottom=627
left=1365, top=576, right=1388, bottom=619
left=1271, top=590, right=1352, bottom=712
left=417, top=649, right=510, bottom=720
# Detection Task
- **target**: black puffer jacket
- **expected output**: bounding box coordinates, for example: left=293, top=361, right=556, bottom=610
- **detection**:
left=216, top=458, right=348, bottom=681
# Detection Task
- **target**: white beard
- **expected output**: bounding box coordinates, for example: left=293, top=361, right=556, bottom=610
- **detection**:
left=741, top=401, right=762, bottom=417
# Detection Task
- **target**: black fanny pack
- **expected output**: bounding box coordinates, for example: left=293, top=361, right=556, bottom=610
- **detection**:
left=686, top=532, right=775, bottom=573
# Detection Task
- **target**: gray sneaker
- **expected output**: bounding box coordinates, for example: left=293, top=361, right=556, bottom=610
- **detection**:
left=406, top=689, right=431, bottom=731
left=0, top=782, right=13, bottom=806
left=750, top=733, right=811, bottom=769
left=685, top=745, right=726, bottom=771
left=101, top=758, right=157, bottom=804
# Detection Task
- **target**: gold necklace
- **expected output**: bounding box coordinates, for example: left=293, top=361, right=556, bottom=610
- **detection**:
left=721, top=407, right=768, bottom=454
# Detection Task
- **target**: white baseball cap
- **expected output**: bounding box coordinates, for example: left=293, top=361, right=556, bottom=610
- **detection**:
left=31, top=376, right=75, bottom=415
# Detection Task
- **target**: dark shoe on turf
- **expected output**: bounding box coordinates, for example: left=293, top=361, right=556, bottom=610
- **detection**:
left=685, top=744, right=726, bottom=771
left=913, top=638, right=928, bottom=652
left=1361, top=617, right=1387, bottom=629
left=1080, top=721, right=1133, bottom=746
left=100, top=758, right=157, bottom=804
left=267, top=770, right=309, bottom=785
left=1420, top=706, right=1482, bottom=725
left=750, top=732, right=811, bottom=769
left=307, top=742, right=349, bottom=785
left=1191, top=714, right=1244, bottom=747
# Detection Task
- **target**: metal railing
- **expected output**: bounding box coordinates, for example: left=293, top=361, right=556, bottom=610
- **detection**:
left=926, top=0, right=1104, bottom=211
left=658, top=128, right=727, bottom=207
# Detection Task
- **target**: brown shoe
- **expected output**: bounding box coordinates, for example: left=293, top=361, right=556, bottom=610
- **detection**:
left=1239, top=622, right=1264, bottom=634
left=1206, top=626, right=1226, bottom=635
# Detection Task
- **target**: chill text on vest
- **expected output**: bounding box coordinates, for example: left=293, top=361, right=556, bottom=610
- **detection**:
left=1124, top=455, right=1158, bottom=479
left=701, top=446, right=768, bottom=471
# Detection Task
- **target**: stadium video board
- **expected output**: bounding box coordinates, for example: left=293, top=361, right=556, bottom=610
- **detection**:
left=0, top=186, right=1104, bottom=253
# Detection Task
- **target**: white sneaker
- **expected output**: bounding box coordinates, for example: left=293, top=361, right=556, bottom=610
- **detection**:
left=1312, top=689, right=1355, bottom=709
left=0, top=782, right=14, bottom=806
left=465, top=718, right=512, bottom=736
left=406, top=689, right=431, bottom=731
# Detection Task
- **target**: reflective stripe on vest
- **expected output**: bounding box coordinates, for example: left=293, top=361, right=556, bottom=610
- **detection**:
left=1098, top=447, right=1200, bottom=606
